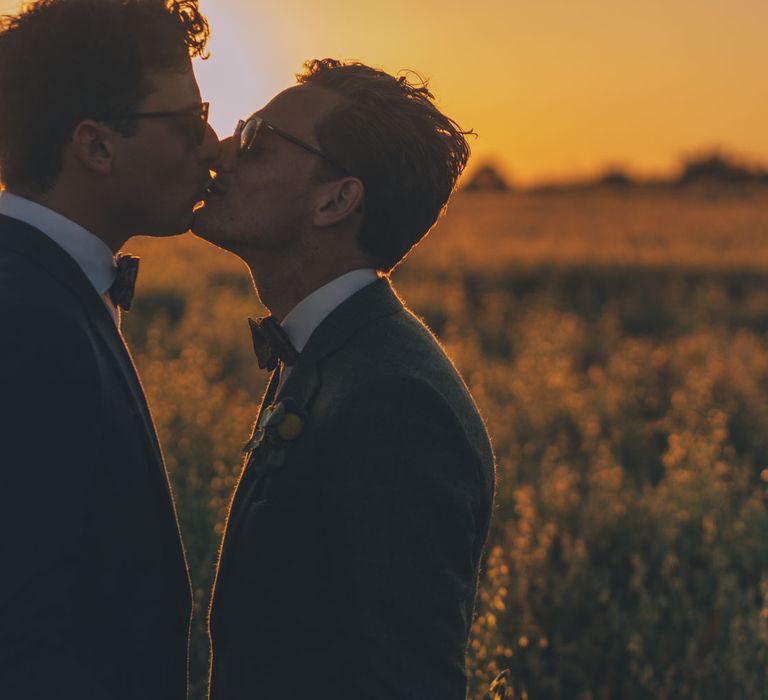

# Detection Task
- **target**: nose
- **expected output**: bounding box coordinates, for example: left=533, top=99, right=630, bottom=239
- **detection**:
left=211, top=135, right=238, bottom=175
left=200, top=122, right=221, bottom=163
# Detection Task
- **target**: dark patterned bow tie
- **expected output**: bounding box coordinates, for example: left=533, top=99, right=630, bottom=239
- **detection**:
left=248, top=316, right=300, bottom=371
left=109, top=254, right=140, bottom=311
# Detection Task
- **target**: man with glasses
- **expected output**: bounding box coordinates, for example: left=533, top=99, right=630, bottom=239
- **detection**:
left=0, top=1, right=218, bottom=697
left=193, top=59, right=495, bottom=700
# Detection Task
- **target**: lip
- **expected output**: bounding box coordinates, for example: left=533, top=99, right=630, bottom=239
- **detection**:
left=200, top=172, right=227, bottom=199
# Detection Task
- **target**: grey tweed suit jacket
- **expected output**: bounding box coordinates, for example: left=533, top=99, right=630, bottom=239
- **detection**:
left=209, top=277, right=495, bottom=700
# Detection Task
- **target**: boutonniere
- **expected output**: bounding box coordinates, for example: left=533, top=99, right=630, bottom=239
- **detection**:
left=242, top=398, right=306, bottom=455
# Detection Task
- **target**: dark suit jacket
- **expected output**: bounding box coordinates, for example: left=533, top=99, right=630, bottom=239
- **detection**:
left=0, top=215, right=192, bottom=699
left=209, top=277, right=495, bottom=700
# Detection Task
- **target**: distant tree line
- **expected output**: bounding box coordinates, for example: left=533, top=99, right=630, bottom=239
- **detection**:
left=464, top=151, right=768, bottom=193
left=676, top=152, right=768, bottom=185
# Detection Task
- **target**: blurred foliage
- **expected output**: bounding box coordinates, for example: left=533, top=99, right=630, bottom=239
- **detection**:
left=125, top=189, right=768, bottom=699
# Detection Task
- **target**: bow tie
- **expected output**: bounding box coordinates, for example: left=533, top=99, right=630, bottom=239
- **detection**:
left=109, top=254, right=140, bottom=311
left=248, top=316, right=300, bottom=371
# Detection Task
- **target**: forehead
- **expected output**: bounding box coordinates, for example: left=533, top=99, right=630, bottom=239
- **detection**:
left=141, top=65, right=202, bottom=109
left=255, top=85, right=341, bottom=144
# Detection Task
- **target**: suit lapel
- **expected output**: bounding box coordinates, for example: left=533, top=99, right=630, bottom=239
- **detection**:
left=224, top=279, right=403, bottom=528
left=214, top=366, right=282, bottom=588
left=0, top=215, right=167, bottom=480
left=214, top=278, right=407, bottom=595
left=259, top=365, right=282, bottom=421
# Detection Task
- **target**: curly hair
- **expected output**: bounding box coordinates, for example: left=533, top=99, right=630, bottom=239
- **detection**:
left=296, top=58, right=473, bottom=272
left=0, top=0, right=210, bottom=193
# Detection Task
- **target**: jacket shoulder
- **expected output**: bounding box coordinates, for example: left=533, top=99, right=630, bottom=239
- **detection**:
left=0, top=243, right=88, bottom=319
left=319, top=305, right=495, bottom=478
left=329, top=304, right=460, bottom=383
left=0, top=246, right=102, bottom=380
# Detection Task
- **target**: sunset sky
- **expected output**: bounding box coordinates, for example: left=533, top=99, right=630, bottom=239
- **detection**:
left=2, top=0, right=766, bottom=184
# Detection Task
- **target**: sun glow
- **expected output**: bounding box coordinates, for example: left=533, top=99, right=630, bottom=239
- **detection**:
left=0, top=0, right=764, bottom=184
left=192, top=0, right=768, bottom=184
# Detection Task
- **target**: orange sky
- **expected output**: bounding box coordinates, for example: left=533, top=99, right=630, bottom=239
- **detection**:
left=190, top=0, right=768, bottom=184
left=2, top=0, right=766, bottom=184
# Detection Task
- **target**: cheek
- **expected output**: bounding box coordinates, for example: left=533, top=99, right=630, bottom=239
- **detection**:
left=160, top=150, right=199, bottom=184
left=231, top=193, right=272, bottom=233
left=138, top=142, right=196, bottom=186
left=209, top=190, right=299, bottom=242
left=199, top=189, right=256, bottom=232
left=200, top=165, right=315, bottom=236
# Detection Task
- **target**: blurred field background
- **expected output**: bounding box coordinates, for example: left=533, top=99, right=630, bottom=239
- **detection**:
left=0, top=0, right=762, bottom=695
left=123, top=178, right=768, bottom=699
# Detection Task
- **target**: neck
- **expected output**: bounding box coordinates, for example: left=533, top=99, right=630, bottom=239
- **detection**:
left=243, top=249, right=375, bottom=321
left=12, top=187, right=129, bottom=253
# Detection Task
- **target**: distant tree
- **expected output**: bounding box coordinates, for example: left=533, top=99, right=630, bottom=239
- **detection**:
left=678, top=152, right=763, bottom=185
left=464, top=163, right=511, bottom=192
left=598, top=169, right=634, bottom=187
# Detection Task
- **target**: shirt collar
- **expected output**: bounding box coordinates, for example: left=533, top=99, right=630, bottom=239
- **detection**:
left=280, top=268, right=379, bottom=352
left=0, top=191, right=117, bottom=295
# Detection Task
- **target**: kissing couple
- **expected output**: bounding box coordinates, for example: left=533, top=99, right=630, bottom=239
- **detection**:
left=0, top=1, right=495, bottom=699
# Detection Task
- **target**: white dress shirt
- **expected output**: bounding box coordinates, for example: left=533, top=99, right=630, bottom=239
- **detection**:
left=276, top=268, right=379, bottom=394
left=0, top=191, right=119, bottom=323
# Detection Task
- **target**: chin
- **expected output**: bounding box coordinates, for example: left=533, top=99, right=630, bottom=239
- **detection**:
left=152, top=226, right=190, bottom=239
left=190, top=201, right=224, bottom=238
left=190, top=218, right=247, bottom=259
left=166, top=208, right=201, bottom=237
left=134, top=209, right=196, bottom=239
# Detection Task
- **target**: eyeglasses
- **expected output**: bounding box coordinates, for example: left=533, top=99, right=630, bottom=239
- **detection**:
left=236, top=114, right=349, bottom=174
left=99, top=102, right=210, bottom=145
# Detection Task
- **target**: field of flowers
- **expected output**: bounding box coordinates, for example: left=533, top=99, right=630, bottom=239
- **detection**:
left=125, top=187, right=768, bottom=699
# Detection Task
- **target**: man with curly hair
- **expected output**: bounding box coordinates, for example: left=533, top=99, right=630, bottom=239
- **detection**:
left=0, top=1, right=218, bottom=697
left=194, top=59, right=496, bottom=699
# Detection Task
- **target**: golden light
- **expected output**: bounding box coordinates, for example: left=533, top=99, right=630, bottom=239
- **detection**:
left=0, top=0, right=764, bottom=184
left=193, top=0, right=768, bottom=184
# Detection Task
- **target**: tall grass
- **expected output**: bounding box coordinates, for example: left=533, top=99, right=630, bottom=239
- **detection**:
left=125, top=188, right=768, bottom=699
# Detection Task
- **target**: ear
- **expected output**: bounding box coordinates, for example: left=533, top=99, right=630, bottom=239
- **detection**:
left=313, top=177, right=365, bottom=228
left=69, top=120, right=116, bottom=176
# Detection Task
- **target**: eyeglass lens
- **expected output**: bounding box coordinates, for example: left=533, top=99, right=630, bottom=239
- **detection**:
left=239, top=117, right=261, bottom=152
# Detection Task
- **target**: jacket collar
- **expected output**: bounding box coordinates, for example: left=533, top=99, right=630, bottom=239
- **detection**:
left=297, top=276, right=402, bottom=364
left=0, top=213, right=116, bottom=325
left=276, top=276, right=403, bottom=403
left=0, top=192, right=116, bottom=295
left=248, top=277, right=404, bottom=440
left=280, top=268, right=378, bottom=353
